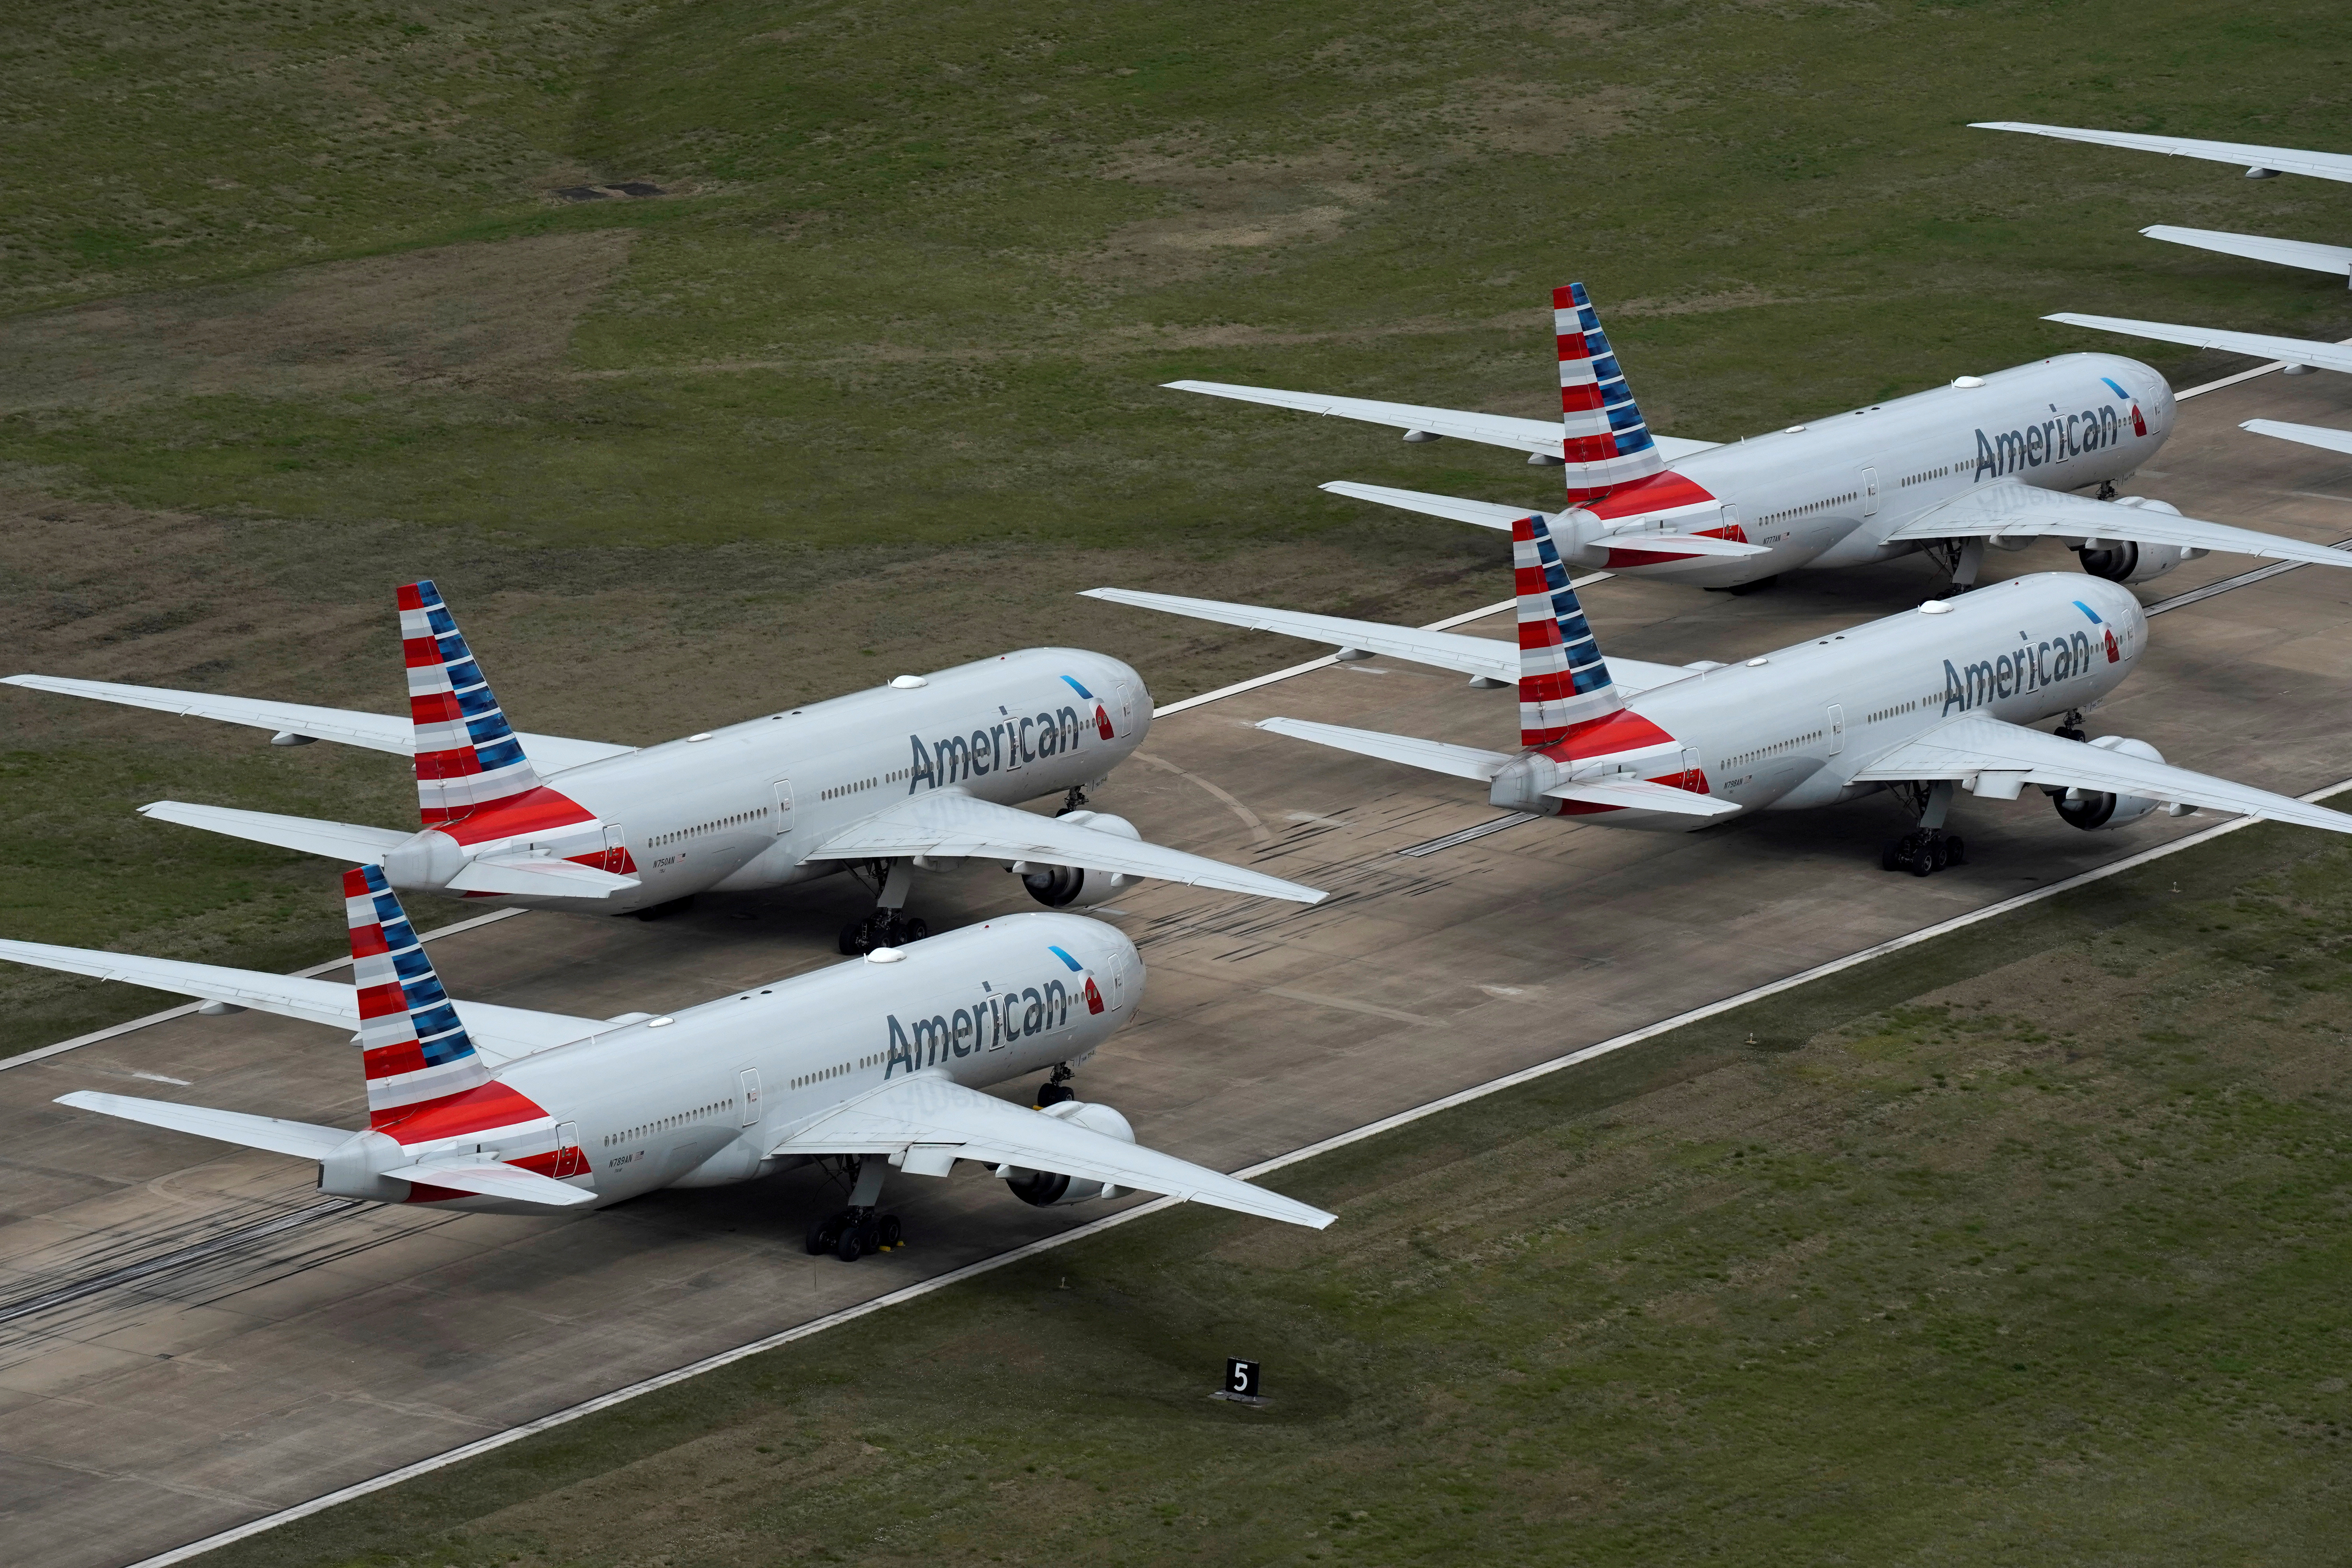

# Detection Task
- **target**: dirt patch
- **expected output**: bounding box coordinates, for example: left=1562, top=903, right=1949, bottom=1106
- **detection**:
left=1459, top=80, right=1650, bottom=155
left=1084, top=149, right=1384, bottom=284
left=0, top=229, right=636, bottom=412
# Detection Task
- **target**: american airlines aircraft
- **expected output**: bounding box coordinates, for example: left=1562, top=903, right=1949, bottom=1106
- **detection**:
left=4, top=581, right=1321, bottom=954
left=1167, top=284, right=2352, bottom=593
left=2034, top=312, right=2352, bottom=467
left=1088, top=510, right=2350, bottom=875
left=9, top=867, right=1330, bottom=1261
left=1972, top=121, right=2352, bottom=285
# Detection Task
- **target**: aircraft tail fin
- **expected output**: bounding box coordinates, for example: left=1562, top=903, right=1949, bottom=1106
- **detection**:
left=400, top=580, right=545, bottom=827
left=1516, top=510, right=1622, bottom=747
left=345, top=864, right=493, bottom=1127
left=1555, top=282, right=1666, bottom=502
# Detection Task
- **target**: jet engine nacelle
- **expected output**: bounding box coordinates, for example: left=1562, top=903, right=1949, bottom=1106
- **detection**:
left=2056, top=736, right=2165, bottom=830
left=378, top=827, right=470, bottom=890
left=1486, top=753, right=1563, bottom=814
left=1003, top=1100, right=1136, bottom=1207
left=1018, top=811, right=1140, bottom=909
left=2076, top=499, right=2205, bottom=584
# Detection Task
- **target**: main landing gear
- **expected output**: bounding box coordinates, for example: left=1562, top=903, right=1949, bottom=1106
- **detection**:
left=1881, top=779, right=1965, bottom=877
left=806, top=1156, right=905, bottom=1263
left=837, top=859, right=933, bottom=955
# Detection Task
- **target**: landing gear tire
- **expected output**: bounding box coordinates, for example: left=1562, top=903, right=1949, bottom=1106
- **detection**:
left=1883, top=828, right=1962, bottom=877
left=877, top=1215, right=903, bottom=1250
left=835, top=1226, right=864, bottom=1263
left=1944, top=835, right=1966, bottom=866
left=838, top=913, right=932, bottom=955
left=806, top=1216, right=844, bottom=1256
left=1035, top=1081, right=1075, bottom=1108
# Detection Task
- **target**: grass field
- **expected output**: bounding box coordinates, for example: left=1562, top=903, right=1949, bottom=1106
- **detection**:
left=196, top=817, right=2352, bottom=1567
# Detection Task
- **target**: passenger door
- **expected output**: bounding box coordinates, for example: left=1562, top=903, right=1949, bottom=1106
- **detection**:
left=771, top=778, right=794, bottom=835
left=738, top=1069, right=762, bottom=1127
left=1859, top=468, right=1879, bottom=518
left=1826, top=704, right=1846, bottom=756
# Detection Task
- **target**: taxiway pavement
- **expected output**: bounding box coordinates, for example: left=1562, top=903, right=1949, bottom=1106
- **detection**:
left=3, top=365, right=2349, bottom=1568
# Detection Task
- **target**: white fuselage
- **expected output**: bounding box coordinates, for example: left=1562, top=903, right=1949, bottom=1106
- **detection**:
left=324, top=912, right=1140, bottom=1213
left=1490, top=573, right=2148, bottom=826
left=403, top=648, right=1149, bottom=913
left=1559, top=353, right=2176, bottom=586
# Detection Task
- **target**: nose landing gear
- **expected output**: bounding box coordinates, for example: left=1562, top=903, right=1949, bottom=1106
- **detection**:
left=1034, top=1063, right=1076, bottom=1108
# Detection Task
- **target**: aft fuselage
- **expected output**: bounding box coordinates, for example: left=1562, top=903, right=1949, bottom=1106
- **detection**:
left=1494, top=573, right=2147, bottom=827
left=1559, top=354, right=2175, bottom=586
left=388, top=648, right=1150, bottom=913
left=324, top=912, right=1140, bottom=1213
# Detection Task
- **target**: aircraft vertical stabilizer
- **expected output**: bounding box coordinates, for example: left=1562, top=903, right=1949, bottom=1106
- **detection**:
left=400, top=580, right=548, bottom=826
left=345, top=865, right=493, bottom=1128
left=1555, top=282, right=1666, bottom=501
left=1516, top=511, right=1623, bottom=747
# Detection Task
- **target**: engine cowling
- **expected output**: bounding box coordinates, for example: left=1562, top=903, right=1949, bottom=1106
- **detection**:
left=2055, top=736, right=2165, bottom=830
left=2076, top=499, right=2205, bottom=584
left=1004, top=1100, right=1135, bottom=1207
left=1018, top=811, right=1140, bottom=909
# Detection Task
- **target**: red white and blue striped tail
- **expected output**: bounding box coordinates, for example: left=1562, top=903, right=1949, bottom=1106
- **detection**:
left=400, top=580, right=543, bottom=827
left=345, top=865, right=488, bottom=1126
left=1555, top=282, right=1665, bottom=503
left=1515, top=511, right=1622, bottom=748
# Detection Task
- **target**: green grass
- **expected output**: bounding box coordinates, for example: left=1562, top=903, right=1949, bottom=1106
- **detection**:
left=196, top=820, right=2352, bottom=1566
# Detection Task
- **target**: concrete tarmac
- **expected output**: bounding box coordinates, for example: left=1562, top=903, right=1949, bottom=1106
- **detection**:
left=4, top=365, right=2350, bottom=1568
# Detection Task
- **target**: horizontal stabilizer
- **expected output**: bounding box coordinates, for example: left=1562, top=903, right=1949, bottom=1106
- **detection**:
left=379, top=1160, right=597, bottom=1207
left=813, top=791, right=1324, bottom=904
left=2242, top=418, right=2352, bottom=459
left=1320, top=482, right=1764, bottom=557
left=56, top=1090, right=352, bottom=1159
left=2143, top=226, right=2352, bottom=278
left=2043, top=313, right=2352, bottom=376
left=1852, top=715, right=2352, bottom=835
left=1971, top=122, right=2352, bottom=185
left=1882, top=479, right=2352, bottom=568
left=445, top=855, right=640, bottom=897
left=1545, top=777, right=1738, bottom=816
left=140, top=801, right=409, bottom=864
left=2, top=675, right=635, bottom=772
left=1165, top=381, right=1719, bottom=461
left=771, top=1072, right=1333, bottom=1229
left=1256, top=718, right=1514, bottom=781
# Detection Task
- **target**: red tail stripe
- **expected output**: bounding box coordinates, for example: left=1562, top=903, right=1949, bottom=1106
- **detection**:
left=403, top=636, right=446, bottom=669
left=347, top=925, right=390, bottom=958
left=356, top=984, right=411, bottom=1021
left=396, top=583, right=427, bottom=612
left=409, top=692, right=465, bottom=723
left=364, top=1041, right=426, bottom=1078
left=374, top=1079, right=548, bottom=1140
left=1559, top=383, right=1606, bottom=412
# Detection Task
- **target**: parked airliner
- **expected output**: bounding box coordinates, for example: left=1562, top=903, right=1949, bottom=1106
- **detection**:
left=1089, top=510, right=2349, bottom=875
left=1973, top=121, right=2352, bottom=285
left=1166, top=284, right=2352, bottom=593
left=5, top=581, right=1321, bottom=954
left=10, top=868, right=1330, bottom=1262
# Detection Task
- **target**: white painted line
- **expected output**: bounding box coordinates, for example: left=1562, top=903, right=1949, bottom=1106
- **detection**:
left=0, top=908, right=526, bottom=1073
left=129, top=773, right=2352, bottom=1568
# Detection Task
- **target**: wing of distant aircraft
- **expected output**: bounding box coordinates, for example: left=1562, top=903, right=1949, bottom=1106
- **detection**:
left=811, top=791, right=1326, bottom=904
left=1317, top=482, right=1767, bottom=561
left=1970, top=122, right=2352, bottom=184
left=1081, top=587, right=1703, bottom=695
left=2043, top=313, right=2352, bottom=375
left=2141, top=226, right=2352, bottom=279
left=1848, top=715, right=2352, bottom=833
left=767, top=1070, right=1334, bottom=1228
left=0, top=938, right=608, bottom=1062
left=0, top=675, right=636, bottom=772
left=2242, top=419, right=2352, bottom=459
left=1164, top=380, right=1722, bottom=462
left=1882, top=478, right=2352, bottom=568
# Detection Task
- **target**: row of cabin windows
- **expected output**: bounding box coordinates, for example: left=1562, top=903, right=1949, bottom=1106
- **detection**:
left=1867, top=695, right=1944, bottom=724
left=606, top=1098, right=734, bottom=1147
left=650, top=806, right=771, bottom=849
left=1901, top=465, right=1959, bottom=488
left=1759, top=491, right=1860, bottom=527
left=793, top=1052, right=882, bottom=1090
left=1723, top=728, right=1828, bottom=770
left=823, top=777, right=879, bottom=801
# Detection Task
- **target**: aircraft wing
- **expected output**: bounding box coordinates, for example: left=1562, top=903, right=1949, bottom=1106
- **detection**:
left=2142, top=226, right=2352, bottom=278
left=2242, top=419, right=2352, bottom=459
left=810, top=792, right=1325, bottom=904
left=1165, top=380, right=1720, bottom=461
left=1970, top=123, right=2352, bottom=185
left=768, top=1071, right=1334, bottom=1229
left=56, top=1091, right=354, bottom=1158
left=0, top=939, right=608, bottom=1054
left=1849, top=715, right=2352, bottom=834
left=1, top=675, right=635, bottom=772
left=1881, top=478, right=2352, bottom=568
left=1256, top=718, right=1515, bottom=781
left=1082, top=587, right=1699, bottom=695
left=1319, top=482, right=1767, bottom=558
left=2043, top=314, right=2352, bottom=376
